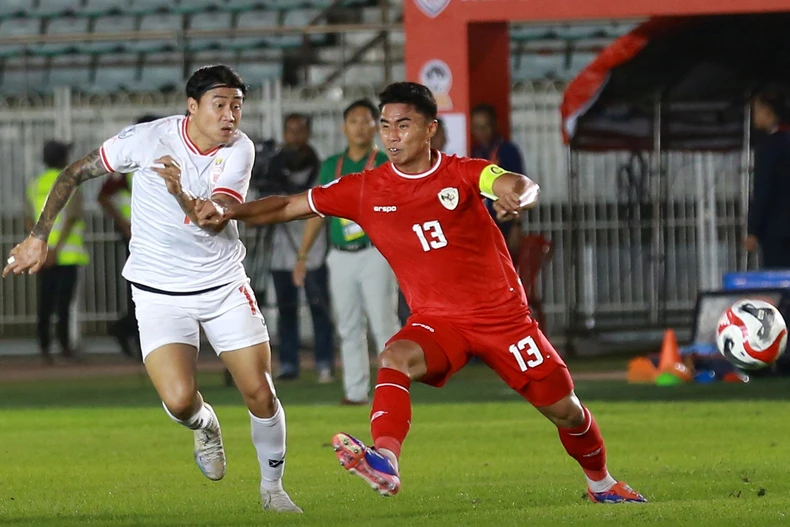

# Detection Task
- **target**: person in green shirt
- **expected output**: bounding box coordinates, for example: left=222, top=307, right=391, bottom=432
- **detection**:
left=293, top=99, right=400, bottom=404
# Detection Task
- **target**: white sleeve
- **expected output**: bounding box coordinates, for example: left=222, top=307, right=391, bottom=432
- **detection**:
left=99, top=123, right=150, bottom=174
left=211, top=139, right=254, bottom=203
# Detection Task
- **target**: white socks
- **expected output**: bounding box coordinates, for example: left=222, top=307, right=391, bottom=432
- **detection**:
left=163, top=401, right=217, bottom=431
left=250, top=401, right=287, bottom=491
left=586, top=473, right=618, bottom=493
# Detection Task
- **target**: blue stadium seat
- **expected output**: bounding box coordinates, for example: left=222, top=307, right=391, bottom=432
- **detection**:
left=93, top=14, right=137, bottom=34
left=83, top=0, right=126, bottom=17
left=28, top=16, right=88, bottom=56
left=89, top=54, right=140, bottom=92
left=173, top=0, right=222, bottom=14
left=136, top=53, right=183, bottom=91
left=127, top=0, right=172, bottom=15
left=0, top=0, right=34, bottom=20
left=0, top=46, right=24, bottom=59
left=187, top=11, right=232, bottom=51
left=235, top=10, right=279, bottom=49
left=125, top=13, right=182, bottom=52
left=31, top=0, right=84, bottom=18
left=0, top=16, right=40, bottom=38
left=281, top=9, right=323, bottom=47
left=218, top=0, right=263, bottom=13
left=49, top=55, right=92, bottom=90
left=238, top=62, right=282, bottom=85
left=1, top=66, right=48, bottom=94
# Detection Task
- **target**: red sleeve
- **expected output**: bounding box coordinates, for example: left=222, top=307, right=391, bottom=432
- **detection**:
left=307, top=172, right=363, bottom=222
left=459, top=157, right=495, bottom=193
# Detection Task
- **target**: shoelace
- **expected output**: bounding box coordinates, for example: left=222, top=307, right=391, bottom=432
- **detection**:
left=197, top=428, right=223, bottom=459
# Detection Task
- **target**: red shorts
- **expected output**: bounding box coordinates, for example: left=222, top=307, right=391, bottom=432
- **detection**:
left=389, top=312, right=572, bottom=407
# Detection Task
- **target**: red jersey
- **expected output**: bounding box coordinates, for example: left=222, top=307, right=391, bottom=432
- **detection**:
left=308, top=151, right=529, bottom=321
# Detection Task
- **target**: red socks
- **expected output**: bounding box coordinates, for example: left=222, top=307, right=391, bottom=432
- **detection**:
left=370, top=368, right=412, bottom=459
left=557, top=406, right=609, bottom=481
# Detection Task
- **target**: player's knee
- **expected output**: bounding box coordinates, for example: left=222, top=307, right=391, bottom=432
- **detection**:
left=542, top=393, right=585, bottom=428
left=161, top=389, right=199, bottom=421
left=239, top=381, right=277, bottom=417
left=378, top=346, right=411, bottom=374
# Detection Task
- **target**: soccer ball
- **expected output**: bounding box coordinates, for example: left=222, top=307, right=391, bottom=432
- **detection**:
left=716, top=299, right=787, bottom=370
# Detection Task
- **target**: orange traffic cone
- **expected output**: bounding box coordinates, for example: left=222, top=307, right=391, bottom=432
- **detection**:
left=658, top=329, right=681, bottom=372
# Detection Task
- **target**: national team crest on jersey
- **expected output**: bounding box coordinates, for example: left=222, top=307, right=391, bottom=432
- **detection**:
left=414, top=0, right=450, bottom=18
left=438, top=187, right=459, bottom=210
left=211, top=158, right=224, bottom=183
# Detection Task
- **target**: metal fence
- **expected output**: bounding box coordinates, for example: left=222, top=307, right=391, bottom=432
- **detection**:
left=0, top=83, right=751, bottom=346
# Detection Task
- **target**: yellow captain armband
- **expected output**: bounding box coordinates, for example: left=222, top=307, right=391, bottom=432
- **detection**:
left=479, top=164, right=507, bottom=200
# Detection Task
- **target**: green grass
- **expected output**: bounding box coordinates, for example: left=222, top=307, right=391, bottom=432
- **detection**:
left=0, top=365, right=788, bottom=526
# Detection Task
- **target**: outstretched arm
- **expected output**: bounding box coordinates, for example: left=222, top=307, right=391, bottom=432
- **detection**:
left=33, top=149, right=109, bottom=240
left=4, top=149, right=110, bottom=277
left=197, top=192, right=316, bottom=228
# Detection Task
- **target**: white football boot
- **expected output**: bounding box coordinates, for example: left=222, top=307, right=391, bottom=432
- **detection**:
left=192, top=404, right=226, bottom=481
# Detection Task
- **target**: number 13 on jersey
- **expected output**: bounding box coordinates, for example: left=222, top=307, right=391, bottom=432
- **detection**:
left=509, top=336, right=544, bottom=372
left=413, top=220, right=448, bottom=252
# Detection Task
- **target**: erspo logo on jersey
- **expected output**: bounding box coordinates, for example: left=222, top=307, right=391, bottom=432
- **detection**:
left=414, top=0, right=451, bottom=18
left=373, top=206, right=397, bottom=213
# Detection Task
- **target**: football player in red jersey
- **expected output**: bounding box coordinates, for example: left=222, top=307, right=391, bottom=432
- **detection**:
left=195, top=82, right=646, bottom=504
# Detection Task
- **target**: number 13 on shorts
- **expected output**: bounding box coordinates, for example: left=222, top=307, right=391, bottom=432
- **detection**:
left=509, top=336, right=544, bottom=372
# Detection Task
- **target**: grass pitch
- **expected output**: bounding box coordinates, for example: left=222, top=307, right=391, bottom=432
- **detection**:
left=0, top=363, right=788, bottom=526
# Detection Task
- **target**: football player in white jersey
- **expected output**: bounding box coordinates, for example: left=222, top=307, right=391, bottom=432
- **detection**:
left=3, top=65, right=302, bottom=513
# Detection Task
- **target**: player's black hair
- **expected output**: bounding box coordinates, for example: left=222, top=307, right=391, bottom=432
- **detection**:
left=378, top=82, right=438, bottom=122
left=755, top=85, right=790, bottom=123
left=283, top=112, right=312, bottom=131
left=135, top=114, right=162, bottom=125
left=42, top=140, right=70, bottom=169
left=471, top=103, right=498, bottom=126
left=343, top=99, right=379, bottom=121
left=185, top=64, right=247, bottom=102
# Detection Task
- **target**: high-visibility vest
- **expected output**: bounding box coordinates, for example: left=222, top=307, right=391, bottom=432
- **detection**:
left=113, top=172, right=133, bottom=221
left=27, top=168, right=89, bottom=266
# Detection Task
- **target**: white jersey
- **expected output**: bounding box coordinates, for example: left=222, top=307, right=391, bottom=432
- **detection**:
left=100, top=115, right=253, bottom=292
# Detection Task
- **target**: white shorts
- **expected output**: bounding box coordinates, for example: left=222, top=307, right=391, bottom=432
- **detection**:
left=132, top=277, right=270, bottom=361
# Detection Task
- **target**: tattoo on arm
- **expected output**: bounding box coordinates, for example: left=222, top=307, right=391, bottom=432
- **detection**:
left=31, top=149, right=109, bottom=241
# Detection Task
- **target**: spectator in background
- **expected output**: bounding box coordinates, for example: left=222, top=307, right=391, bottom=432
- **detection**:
left=26, top=141, right=89, bottom=364
left=97, top=114, right=161, bottom=359
left=264, top=113, right=335, bottom=381
left=292, top=99, right=399, bottom=405
left=471, top=103, right=525, bottom=259
left=745, top=88, right=790, bottom=269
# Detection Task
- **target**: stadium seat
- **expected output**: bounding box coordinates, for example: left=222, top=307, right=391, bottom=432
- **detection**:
left=88, top=54, right=140, bottom=92
left=136, top=54, right=183, bottom=91
left=30, top=0, right=84, bottom=19
left=127, top=0, right=172, bottom=16
left=0, top=0, right=34, bottom=20
left=235, top=10, right=280, bottom=49
left=238, top=62, right=282, bottom=85
left=83, top=0, right=125, bottom=17
left=1, top=68, right=47, bottom=94
left=32, top=16, right=89, bottom=56
left=187, top=11, right=232, bottom=51
left=125, top=13, right=182, bottom=53
left=282, top=9, right=324, bottom=47
left=92, top=14, right=137, bottom=36
left=0, top=46, right=24, bottom=59
left=49, top=55, right=92, bottom=90
left=173, top=0, right=222, bottom=14
left=0, top=16, right=40, bottom=38
left=218, top=0, right=263, bottom=14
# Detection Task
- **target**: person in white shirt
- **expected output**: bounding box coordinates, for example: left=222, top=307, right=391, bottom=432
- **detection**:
left=3, top=65, right=301, bottom=514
